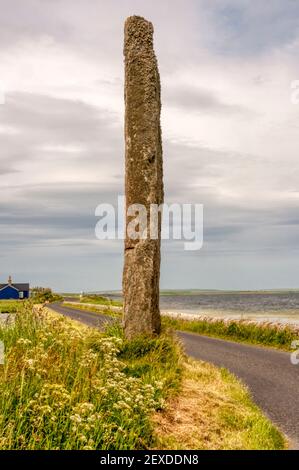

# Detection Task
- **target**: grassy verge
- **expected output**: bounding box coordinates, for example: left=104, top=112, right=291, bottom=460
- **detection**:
left=79, top=295, right=122, bottom=308
left=63, top=302, right=120, bottom=318
left=162, top=315, right=299, bottom=351
left=154, top=358, right=286, bottom=450
left=63, top=301, right=299, bottom=352
left=0, top=291, right=62, bottom=314
left=0, top=302, right=287, bottom=449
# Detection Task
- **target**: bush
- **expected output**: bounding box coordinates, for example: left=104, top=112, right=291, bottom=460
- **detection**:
left=31, top=287, right=63, bottom=304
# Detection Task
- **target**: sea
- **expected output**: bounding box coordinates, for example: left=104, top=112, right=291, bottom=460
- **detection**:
left=102, top=290, right=299, bottom=325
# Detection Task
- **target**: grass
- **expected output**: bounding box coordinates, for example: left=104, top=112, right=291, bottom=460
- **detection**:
left=0, top=301, right=23, bottom=314
left=162, top=315, right=299, bottom=352
left=79, top=295, right=122, bottom=308
left=63, top=302, right=120, bottom=318
left=62, top=301, right=299, bottom=352
left=154, top=358, right=286, bottom=450
left=0, top=303, right=287, bottom=450
left=0, top=290, right=62, bottom=315
left=0, top=303, right=182, bottom=450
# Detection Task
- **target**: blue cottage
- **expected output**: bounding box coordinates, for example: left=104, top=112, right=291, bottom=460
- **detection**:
left=0, top=276, right=30, bottom=300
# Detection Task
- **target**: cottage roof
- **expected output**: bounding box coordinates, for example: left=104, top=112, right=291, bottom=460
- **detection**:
left=0, top=283, right=29, bottom=291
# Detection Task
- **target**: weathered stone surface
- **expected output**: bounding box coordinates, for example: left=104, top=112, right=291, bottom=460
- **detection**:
left=123, top=16, right=164, bottom=339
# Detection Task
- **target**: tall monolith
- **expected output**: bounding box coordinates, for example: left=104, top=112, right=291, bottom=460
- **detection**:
left=123, top=16, right=164, bottom=339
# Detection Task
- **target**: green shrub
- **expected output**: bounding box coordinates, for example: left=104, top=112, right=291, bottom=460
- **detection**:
left=31, top=287, right=63, bottom=304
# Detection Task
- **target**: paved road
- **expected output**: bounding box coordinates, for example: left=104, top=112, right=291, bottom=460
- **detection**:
left=49, top=302, right=299, bottom=448
left=49, top=302, right=114, bottom=329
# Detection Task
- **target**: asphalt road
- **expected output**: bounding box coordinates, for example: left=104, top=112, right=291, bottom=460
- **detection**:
left=49, top=302, right=299, bottom=448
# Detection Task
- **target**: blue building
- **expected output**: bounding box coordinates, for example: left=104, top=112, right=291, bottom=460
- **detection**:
left=0, top=276, right=30, bottom=300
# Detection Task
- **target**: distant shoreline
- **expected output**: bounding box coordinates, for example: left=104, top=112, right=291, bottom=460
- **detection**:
left=60, top=288, right=299, bottom=297
left=62, top=290, right=299, bottom=326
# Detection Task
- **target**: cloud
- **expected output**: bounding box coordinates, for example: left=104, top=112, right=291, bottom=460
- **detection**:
left=197, top=0, right=299, bottom=56
left=0, top=0, right=299, bottom=290
left=164, top=84, right=251, bottom=115
left=0, top=163, right=18, bottom=175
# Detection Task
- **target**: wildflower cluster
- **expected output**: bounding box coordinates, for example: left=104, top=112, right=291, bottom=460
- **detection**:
left=0, top=305, right=174, bottom=449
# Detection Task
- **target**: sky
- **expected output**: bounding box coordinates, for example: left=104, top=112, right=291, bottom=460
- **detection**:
left=0, top=0, right=299, bottom=292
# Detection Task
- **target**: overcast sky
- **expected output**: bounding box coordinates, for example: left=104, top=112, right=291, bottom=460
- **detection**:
left=1, top=0, right=299, bottom=292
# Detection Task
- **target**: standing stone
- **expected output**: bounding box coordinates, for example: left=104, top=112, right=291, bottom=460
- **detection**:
left=123, top=16, right=164, bottom=339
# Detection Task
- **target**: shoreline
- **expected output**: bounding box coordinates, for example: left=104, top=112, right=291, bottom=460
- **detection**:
left=64, top=301, right=299, bottom=328
left=161, top=309, right=299, bottom=327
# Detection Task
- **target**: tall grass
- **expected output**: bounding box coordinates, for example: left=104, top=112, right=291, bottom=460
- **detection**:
left=0, top=304, right=181, bottom=449
left=0, top=301, right=22, bottom=314
left=163, top=315, right=299, bottom=351
left=80, top=295, right=122, bottom=308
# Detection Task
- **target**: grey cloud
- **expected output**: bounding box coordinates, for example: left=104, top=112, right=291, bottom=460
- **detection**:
left=0, top=91, right=124, bottom=261
left=0, top=0, right=298, bottom=290
left=164, top=85, right=251, bottom=115
left=2, top=92, right=120, bottom=144
left=0, top=92, right=123, bottom=191
left=0, top=181, right=122, bottom=247
left=0, top=163, right=18, bottom=175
